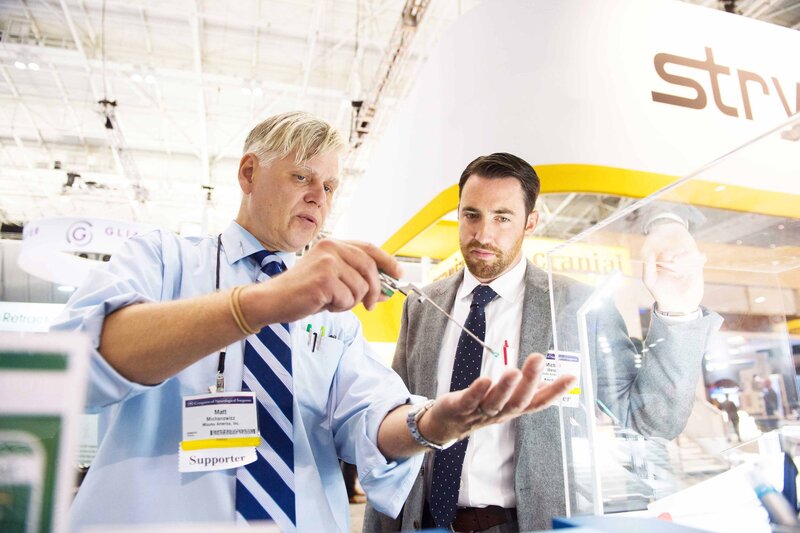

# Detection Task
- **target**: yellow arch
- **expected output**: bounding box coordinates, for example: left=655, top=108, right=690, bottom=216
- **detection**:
left=354, top=164, right=800, bottom=342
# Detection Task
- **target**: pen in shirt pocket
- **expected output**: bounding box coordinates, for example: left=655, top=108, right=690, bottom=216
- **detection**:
left=306, top=323, right=313, bottom=346
left=306, top=324, right=335, bottom=352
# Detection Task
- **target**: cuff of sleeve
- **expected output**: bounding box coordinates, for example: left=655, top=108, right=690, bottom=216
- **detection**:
left=82, top=292, right=162, bottom=410
left=357, top=393, right=426, bottom=518
left=87, top=341, right=161, bottom=412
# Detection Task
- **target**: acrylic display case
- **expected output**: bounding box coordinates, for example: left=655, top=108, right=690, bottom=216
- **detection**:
left=546, top=115, right=800, bottom=529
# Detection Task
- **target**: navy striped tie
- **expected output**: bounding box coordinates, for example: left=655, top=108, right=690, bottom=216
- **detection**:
left=235, top=250, right=296, bottom=531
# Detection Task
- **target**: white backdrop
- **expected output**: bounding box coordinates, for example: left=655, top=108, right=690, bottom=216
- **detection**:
left=336, top=0, right=800, bottom=245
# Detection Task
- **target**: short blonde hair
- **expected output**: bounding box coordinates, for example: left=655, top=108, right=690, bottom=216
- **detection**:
left=243, top=111, right=345, bottom=165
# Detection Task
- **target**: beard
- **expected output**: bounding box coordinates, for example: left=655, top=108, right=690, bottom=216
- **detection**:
left=460, top=233, right=524, bottom=281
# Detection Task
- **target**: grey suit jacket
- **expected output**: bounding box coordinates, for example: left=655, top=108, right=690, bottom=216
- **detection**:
left=364, top=260, right=722, bottom=532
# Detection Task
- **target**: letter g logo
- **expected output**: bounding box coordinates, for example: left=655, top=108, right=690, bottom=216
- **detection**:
left=66, top=220, right=93, bottom=247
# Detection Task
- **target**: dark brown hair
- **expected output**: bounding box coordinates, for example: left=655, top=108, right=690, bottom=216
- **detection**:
left=458, top=152, right=540, bottom=214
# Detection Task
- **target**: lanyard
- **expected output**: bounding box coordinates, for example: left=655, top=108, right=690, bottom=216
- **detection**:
left=214, top=234, right=226, bottom=392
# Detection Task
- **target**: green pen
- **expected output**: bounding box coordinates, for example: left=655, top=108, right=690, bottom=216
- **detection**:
left=306, top=323, right=313, bottom=346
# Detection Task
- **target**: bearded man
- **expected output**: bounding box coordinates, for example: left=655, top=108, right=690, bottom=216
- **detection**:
left=364, top=152, right=721, bottom=533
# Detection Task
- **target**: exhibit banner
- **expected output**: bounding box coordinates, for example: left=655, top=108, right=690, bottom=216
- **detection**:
left=18, top=217, right=154, bottom=286
left=0, top=303, right=64, bottom=333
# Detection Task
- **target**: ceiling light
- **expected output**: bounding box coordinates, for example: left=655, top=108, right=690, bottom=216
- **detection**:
left=753, top=296, right=766, bottom=304
left=131, top=73, right=143, bottom=83
left=714, top=185, right=726, bottom=192
left=27, top=62, right=40, bottom=71
left=778, top=224, right=785, bottom=230
left=14, top=61, right=26, bottom=70
left=241, top=87, right=252, bottom=95
left=58, top=285, right=76, bottom=293
left=252, top=87, right=264, bottom=97
left=144, top=74, right=156, bottom=84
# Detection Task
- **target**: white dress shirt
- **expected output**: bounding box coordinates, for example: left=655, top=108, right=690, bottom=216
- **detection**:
left=433, top=255, right=528, bottom=509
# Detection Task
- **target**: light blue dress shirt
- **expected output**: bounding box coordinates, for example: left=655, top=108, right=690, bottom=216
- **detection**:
left=51, top=221, right=423, bottom=532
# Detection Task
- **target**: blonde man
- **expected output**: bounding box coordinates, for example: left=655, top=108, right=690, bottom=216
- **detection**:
left=54, top=112, right=572, bottom=532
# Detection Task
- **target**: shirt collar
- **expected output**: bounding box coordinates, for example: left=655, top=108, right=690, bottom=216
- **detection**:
left=457, top=254, right=527, bottom=304
left=220, top=221, right=297, bottom=269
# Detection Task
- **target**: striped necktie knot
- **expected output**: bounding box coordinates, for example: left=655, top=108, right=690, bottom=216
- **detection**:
left=251, top=250, right=286, bottom=278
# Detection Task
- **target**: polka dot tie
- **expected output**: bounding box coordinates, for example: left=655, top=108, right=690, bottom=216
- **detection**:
left=429, top=284, right=498, bottom=528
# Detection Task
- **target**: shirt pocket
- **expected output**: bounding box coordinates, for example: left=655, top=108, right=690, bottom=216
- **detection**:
left=295, top=336, right=345, bottom=415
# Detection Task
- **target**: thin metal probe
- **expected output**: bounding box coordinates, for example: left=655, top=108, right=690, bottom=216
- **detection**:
left=380, top=273, right=500, bottom=357
left=408, top=283, right=500, bottom=358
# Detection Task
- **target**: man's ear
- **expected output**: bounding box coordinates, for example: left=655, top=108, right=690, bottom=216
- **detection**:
left=525, top=210, right=539, bottom=236
left=238, top=153, right=257, bottom=193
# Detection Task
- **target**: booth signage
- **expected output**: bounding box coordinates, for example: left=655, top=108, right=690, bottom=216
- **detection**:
left=19, top=217, right=155, bottom=287
left=652, top=46, right=799, bottom=120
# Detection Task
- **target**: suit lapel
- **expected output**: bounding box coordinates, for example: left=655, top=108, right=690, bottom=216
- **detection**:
left=518, top=260, right=553, bottom=368
left=413, top=273, right=460, bottom=400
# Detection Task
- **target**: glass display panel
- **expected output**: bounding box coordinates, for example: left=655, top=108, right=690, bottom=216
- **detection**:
left=548, top=115, right=800, bottom=519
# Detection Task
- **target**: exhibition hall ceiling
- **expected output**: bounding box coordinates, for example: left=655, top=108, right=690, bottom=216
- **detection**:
left=0, top=0, right=798, bottom=238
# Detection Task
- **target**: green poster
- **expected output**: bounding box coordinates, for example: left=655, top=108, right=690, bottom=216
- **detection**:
left=1, top=343, right=81, bottom=533
left=0, top=417, right=62, bottom=533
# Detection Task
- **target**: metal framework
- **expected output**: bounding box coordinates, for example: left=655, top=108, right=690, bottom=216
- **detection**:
left=0, top=0, right=797, bottom=233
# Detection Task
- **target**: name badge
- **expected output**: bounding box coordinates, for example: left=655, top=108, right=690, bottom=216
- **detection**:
left=178, top=391, right=260, bottom=473
left=543, top=351, right=581, bottom=408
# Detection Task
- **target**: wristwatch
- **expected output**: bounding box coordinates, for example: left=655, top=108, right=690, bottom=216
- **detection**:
left=406, top=400, right=457, bottom=451
left=643, top=212, right=688, bottom=235
left=654, top=302, right=700, bottom=317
